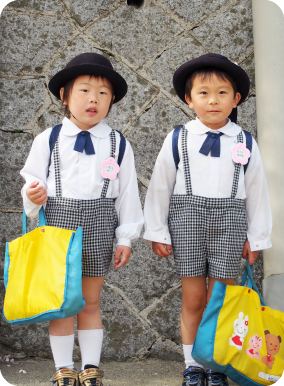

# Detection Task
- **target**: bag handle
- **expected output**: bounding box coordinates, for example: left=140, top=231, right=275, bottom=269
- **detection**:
left=241, top=259, right=265, bottom=306
left=22, top=206, right=47, bottom=235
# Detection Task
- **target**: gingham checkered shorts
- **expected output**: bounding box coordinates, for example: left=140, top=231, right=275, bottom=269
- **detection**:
left=168, top=127, right=248, bottom=279
left=45, top=130, right=118, bottom=277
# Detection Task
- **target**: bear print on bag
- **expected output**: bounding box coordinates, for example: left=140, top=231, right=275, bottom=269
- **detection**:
left=261, top=330, right=282, bottom=370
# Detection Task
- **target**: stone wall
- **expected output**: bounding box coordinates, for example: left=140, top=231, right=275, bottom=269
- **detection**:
left=0, top=0, right=263, bottom=361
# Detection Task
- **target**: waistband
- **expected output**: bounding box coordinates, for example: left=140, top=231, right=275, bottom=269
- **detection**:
left=46, top=196, right=115, bottom=210
left=170, top=194, right=246, bottom=210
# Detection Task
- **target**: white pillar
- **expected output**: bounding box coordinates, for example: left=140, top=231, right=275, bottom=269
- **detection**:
left=252, top=0, right=284, bottom=311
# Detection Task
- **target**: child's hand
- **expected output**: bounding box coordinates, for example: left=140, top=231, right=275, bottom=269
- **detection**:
left=152, top=242, right=172, bottom=257
left=26, top=181, right=47, bottom=205
left=242, top=240, right=258, bottom=265
left=113, top=245, right=131, bottom=269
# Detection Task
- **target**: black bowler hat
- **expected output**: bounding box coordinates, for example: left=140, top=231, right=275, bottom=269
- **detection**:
left=48, top=52, right=128, bottom=103
left=173, top=53, right=250, bottom=122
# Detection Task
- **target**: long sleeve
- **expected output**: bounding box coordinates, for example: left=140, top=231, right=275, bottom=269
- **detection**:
left=114, top=142, right=144, bottom=247
left=20, top=128, right=51, bottom=217
left=143, top=131, right=177, bottom=245
left=244, top=138, right=272, bottom=251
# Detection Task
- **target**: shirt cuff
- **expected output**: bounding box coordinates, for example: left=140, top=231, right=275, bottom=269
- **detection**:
left=23, top=192, right=41, bottom=218
left=249, top=239, right=272, bottom=252
left=143, top=230, right=172, bottom=246
left=117, top=238, right=131, bottom=248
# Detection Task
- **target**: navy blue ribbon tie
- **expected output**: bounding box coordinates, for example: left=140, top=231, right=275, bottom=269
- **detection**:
left=74, top=131, right=95, bottom=155
left=199, top=131, right=224, bottom=157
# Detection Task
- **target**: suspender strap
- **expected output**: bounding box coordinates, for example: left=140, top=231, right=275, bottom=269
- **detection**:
left=53, top=140, right=62, bottom=197
left=181, top=126, right=192, bottom=195
left=172, top=125, right=183, bottom=169
left=48, top=124, right=62, bottom=177
left=101, top=130, right=116, bottom=198
left=243, top=130, right=253, bottom=174
left=230, top=131, right=243, bottom=199
left=115, top=130, right=126, bottom=167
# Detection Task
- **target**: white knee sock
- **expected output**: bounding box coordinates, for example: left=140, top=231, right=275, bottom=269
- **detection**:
left=183, top=344, right=204, bottom=369
left=49, top=334, right=74, bottom=370
left=78, top=329, right=104, bottom=370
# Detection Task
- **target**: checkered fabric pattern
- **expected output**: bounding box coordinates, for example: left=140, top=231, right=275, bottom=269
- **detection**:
left=168, top=127, right=247, bottom=279
left=45, top=130, right=118, bottom=277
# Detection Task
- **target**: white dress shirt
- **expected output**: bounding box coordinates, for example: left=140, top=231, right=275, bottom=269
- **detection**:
left=143, top=118, right=272, bottom=252
left=21, top=117, right=144, bottom=248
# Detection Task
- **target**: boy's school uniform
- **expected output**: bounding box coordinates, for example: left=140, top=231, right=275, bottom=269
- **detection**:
left=143, top=118, right=272, bottom=277
left=21, top=117, right=143, bottom=276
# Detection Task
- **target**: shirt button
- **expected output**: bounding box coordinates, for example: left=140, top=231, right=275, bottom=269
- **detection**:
left=82, top=188, right=86, bottom=192
left=164, top=238, right=167, bottom=240
left=256, top=244, right=259, bottom=247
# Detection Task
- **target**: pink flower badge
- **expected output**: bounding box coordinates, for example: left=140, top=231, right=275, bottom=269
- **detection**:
left=101, top=157, right=120, bottom=180
left=231, top=143, right=250, bottom=165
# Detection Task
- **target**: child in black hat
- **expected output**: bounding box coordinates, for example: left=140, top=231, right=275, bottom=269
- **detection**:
left=144, top=54, right=272, bottom=386
left=20, top=52, right=143, bottom=386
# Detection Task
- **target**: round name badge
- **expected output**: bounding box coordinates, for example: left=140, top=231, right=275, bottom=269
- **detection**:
left=101, top=157, right=120, bottom=180
left=231, top=143, right=250, bottom=165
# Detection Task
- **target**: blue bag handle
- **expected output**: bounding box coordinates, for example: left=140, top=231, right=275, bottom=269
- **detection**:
left=241, top=259, right=265, bottom=306
left=243, top=130, right=252, bottom=174
left=22, top=206, right=47, bottom=235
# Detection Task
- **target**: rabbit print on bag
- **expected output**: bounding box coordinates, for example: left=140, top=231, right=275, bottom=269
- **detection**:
left=229, top=312, right=249, bottom=350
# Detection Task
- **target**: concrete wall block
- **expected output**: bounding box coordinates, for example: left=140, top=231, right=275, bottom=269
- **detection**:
left=101, top=285, right=158, bottom=360
left=37, top=109, right=65, bottom=133
left=105, top=59, right=158, bottom=132
left=237, top=95, right=257, bottom=137
left=0, top=132, right=33, bottom=207
left=159, top=0, right=229, bottom=24
left=147, top=34, right=205, bottom=98
left=239, top=53, right=255, bottom=90
left=193, top=0, right=253, bottom=60
left=107, top=239, right=179, bottom=312
left=0, top=78, right=46, bottom=132
left=146, top=285, right=182, bottom=345
left=65, top=0, right=118, bottom=27
left=128, top=98, right=189, bottom=180
left=0, top=10, right=72, bottom=75
left=89, top=4, right=181, bottom=67
left=9, top=0, right=64, bottom=13
left=149, top=339, right=183, bottom=361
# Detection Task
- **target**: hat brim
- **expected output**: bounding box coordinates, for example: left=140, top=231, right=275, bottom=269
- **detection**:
left=173, top=56, right=250, bottom=105
left=48, top=63, right=127, bottom=103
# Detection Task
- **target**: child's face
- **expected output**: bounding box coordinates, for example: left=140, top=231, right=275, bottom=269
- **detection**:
left=61, top=75, right=114, bottom=131
left=185, top=73, right=241, bottom=130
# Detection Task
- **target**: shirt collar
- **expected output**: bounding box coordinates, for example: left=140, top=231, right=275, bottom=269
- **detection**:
left=185, top=117, right=241, bottom=137
left=61, top=117, right=112, bottom=138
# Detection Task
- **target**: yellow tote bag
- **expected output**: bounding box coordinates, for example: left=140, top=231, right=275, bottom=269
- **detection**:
left=3, top=207, right=85, bottom=324
left=193, top=260, right=284, bottom=385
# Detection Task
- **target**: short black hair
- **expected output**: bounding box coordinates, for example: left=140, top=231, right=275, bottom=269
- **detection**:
left=185, top=67, right=238, bottom=100
left=61, top=75, right=114, bottom=118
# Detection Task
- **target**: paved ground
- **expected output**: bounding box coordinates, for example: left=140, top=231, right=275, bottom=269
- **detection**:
left=0, top=358, right=239, bottom=386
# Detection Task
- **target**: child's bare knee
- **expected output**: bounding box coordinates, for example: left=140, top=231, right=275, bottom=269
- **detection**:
left=182, top=295, right=206, bottom=314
